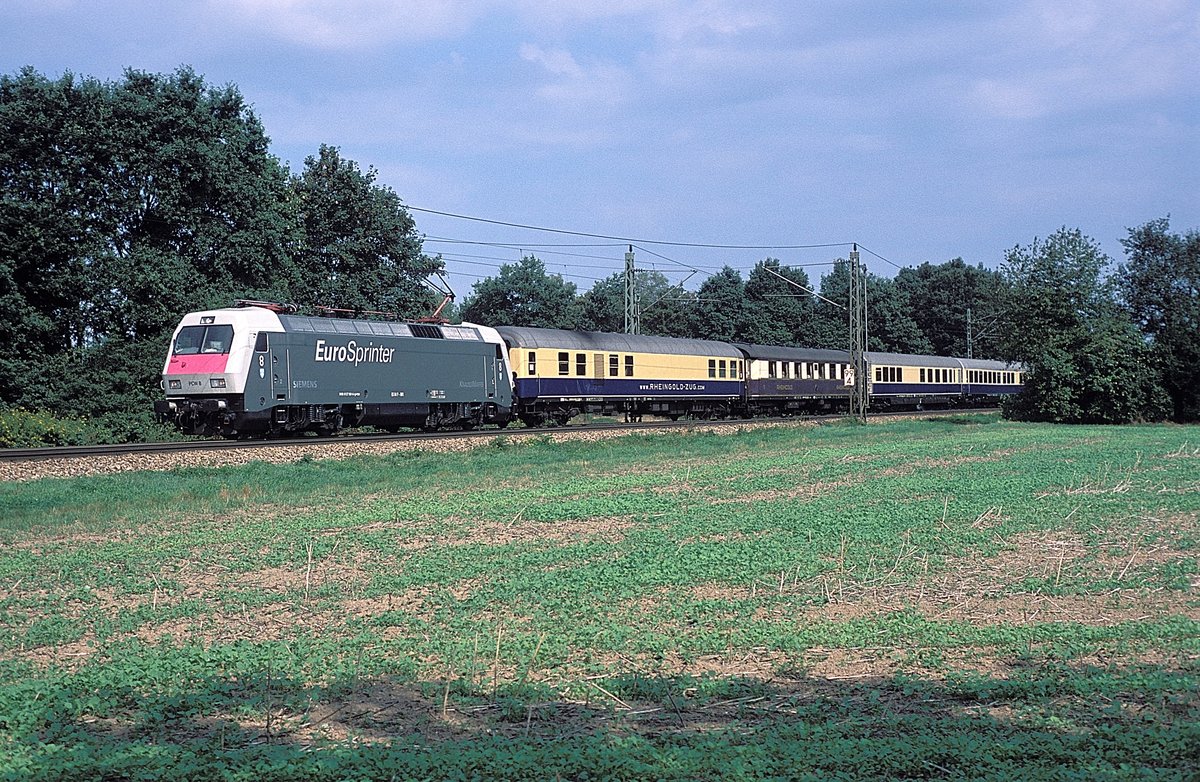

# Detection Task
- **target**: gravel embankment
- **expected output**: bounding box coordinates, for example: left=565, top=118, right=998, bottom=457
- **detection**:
left=1, top=420, right=807, bottom=483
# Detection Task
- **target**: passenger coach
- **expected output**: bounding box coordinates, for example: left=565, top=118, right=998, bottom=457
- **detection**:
left=866, top=352, right=1023, bottom=408
left=497, top=326, right=744, bottom=425
left=733, top=343, right=853, bottom=415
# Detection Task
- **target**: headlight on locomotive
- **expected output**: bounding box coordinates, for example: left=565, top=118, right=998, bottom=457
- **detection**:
left=168, top=379, right=182, bottom=390
left=210, top=378, right=227, bottom=388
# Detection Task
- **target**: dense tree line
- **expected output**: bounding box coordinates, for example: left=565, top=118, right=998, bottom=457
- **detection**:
left=459, top=255, right=1001, bottom=358
left=458, top=223, right=1197, bottom=425
left=997, top=222, right=1197, bottom=424
left=0, top=67, right=440, bottom=441
left=2, top=65, right=1196, bottom=441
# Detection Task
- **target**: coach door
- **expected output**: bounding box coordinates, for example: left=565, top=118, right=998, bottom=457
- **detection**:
left=486, top=344, right=502, bottom=400
left=245, top=332, right=286, bottom=409
left=269, top=338, right=289, bottom=402
left=593, top=353, right=606, bottom=390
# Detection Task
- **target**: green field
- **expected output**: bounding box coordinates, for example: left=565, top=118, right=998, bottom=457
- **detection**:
left=1, top=416, right=1198, bottom=780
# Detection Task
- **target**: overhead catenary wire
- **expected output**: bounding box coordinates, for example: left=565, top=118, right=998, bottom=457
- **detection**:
left=407, top=204, right=857, bottom=252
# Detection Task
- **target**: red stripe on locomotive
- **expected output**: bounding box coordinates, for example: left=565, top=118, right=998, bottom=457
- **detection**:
left=166, top=354, right=229, bottom=374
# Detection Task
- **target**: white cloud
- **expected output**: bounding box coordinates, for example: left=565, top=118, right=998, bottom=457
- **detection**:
left=212, top=0, right=482, bottom=47
left=967, top=0, right=1200, bottom=119
left=518, top=43, right=633, bottom=110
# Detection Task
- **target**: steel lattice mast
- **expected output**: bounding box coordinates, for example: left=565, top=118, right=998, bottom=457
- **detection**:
left=849, top=244, right=868, bottom=423
left=624, top=245, right=640, bottom=334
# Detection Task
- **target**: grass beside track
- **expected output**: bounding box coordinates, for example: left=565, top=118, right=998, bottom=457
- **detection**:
left=1, top=415, right=1197, bottom=780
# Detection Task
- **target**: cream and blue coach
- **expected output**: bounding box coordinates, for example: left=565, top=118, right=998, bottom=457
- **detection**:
left=496, top=326, right=744, bottom=425
left=732, top=343, right=853, bottom=415
left=866, top=352, right=1023, bottom=408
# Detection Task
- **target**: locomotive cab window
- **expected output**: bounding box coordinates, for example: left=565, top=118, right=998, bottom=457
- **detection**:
left=174, top=324, right=234, bottom=356
left=254, top=332, right=269, bottom=352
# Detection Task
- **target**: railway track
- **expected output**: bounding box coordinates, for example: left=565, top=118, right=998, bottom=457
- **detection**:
left=0, top=405, right=998, bottom=460
left=0, top=410, right=993, bottom=482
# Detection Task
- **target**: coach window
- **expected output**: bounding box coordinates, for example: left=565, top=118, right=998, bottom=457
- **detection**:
left=576, top=353, right=587, bottom=376
left=625, top=355, right=634, bottom=377
left=732, top=361, right=739, bottom=379
left=528, top=353, right=537, bottom=376
left=708, top=359, right=716, bottom=378
left=558, top=352, right=569, bottom=375
left=608, top=354, right=619, bottom=377
left=768, top=361, right=777, bottom=379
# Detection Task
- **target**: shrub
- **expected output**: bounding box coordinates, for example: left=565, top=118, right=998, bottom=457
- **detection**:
left=0, top=407, right=108, bottom=447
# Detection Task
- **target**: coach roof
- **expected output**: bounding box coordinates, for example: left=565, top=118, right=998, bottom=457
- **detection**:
left=497, top=326, right=742, bottom=357
left=731, top=343, right=851, bottom=362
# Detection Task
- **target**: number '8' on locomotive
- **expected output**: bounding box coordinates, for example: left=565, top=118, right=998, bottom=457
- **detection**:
left=155, top=301, right=1023, bottom=438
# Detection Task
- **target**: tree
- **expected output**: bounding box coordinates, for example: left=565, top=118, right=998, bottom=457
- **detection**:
left=0, top=66, right=297, bottom=437
left=459, top=255, right=580, bottom=328
left=292, top=145, right=441, bottom=317
left=1119, top=218, right=1200, bottom=422
left=999, top=227, right=1165, bottom=424
left=741, top=259, right=817, bottom=346
left=809, top=261, right=931, bottom=354
left=578, top=270, right=692, bottom=336
left=688, top=266, right=747, bottom=341
left=895, top=259, right=1007, bottom=357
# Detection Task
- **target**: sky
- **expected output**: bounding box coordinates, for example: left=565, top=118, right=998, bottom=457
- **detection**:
left=2, top=0, right=1197, bottom=296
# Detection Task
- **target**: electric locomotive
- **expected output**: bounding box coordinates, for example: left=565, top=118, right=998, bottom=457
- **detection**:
left=155, top=301, right=513, bottom=437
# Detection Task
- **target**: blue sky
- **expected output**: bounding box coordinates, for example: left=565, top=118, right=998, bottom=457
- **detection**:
left=3, top=1, right=1197, bottom=294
